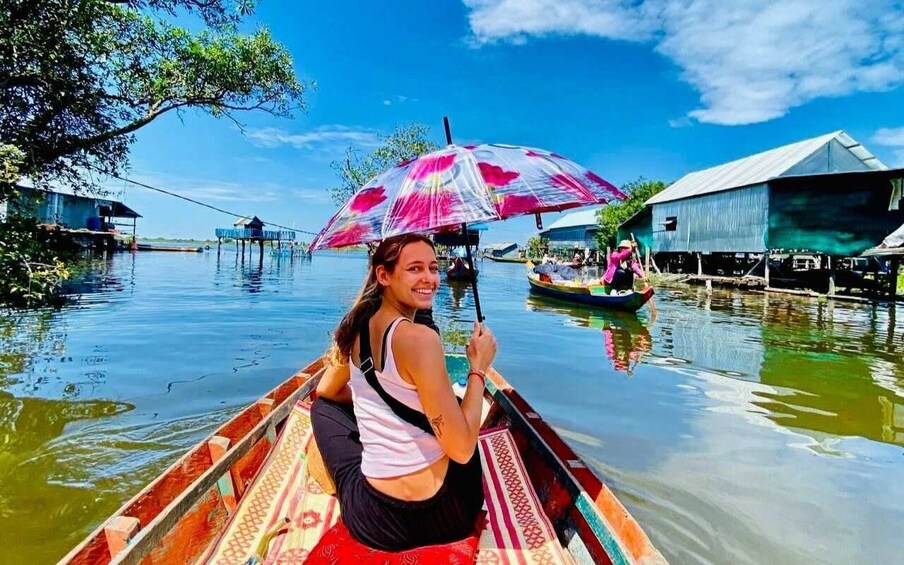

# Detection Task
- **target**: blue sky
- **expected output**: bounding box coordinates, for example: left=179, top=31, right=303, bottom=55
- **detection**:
left=118, top=0, right=904, bottom=242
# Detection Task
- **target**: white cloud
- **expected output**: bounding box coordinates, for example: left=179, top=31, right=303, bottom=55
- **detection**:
left=294, top=188, right=333, bottom=203
left=122, top=173, right=288, bottom=204
left=245, top=125, right=381, bottom=149
left=383, top=99, right=392, bottom=106
left=872, top=127, right=904, bottom=147
left=462, top=0, right=904, bottom=125
left=872, top=126, right=904, bottom=167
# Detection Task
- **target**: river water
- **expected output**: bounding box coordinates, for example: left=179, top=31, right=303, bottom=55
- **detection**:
left=0, top=249, right=901, bottom=563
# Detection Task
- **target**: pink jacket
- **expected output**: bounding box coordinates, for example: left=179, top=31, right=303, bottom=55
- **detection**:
left=602, top=247, right=644, bottom=284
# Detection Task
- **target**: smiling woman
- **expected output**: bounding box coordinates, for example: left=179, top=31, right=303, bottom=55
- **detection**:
left=313, top=233, right=498, bottom=551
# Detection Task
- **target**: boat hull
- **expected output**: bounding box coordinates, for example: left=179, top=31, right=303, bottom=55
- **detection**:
left=60, top=359, right=664, bottom=565
left=527, top=276, right=654, bottom=312
left=486, top=255, right=529, bottom=263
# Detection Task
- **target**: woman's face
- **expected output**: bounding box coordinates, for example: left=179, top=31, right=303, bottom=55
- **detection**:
left=378, top=241, right=440, bottom=310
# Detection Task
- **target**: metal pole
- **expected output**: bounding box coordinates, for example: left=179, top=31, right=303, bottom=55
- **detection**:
left=462, top=223, right=484, bottom=322
left=443, top=116, right=453, bottom=145
left=444, top=116, right=483, bottom=321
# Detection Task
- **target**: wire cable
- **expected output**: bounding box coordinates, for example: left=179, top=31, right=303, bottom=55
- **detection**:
left=109, top=173, right=321, bottom=236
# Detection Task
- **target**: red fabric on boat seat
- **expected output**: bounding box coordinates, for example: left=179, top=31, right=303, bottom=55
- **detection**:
left=539, top=273, right=552, bottom=283
left=305, top=514, right=485, bottom=564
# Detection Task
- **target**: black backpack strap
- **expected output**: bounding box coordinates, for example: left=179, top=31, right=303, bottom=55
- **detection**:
left=359, top=317, right=435, bottom=436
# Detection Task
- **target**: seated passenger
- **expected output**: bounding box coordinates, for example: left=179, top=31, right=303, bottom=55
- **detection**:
left=312, top=234, right=497, bottom=551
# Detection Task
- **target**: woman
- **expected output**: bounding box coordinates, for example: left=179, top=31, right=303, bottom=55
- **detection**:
left=312, top=233, right=497, bottom=551
left=603, top=239, right=645, bottom=292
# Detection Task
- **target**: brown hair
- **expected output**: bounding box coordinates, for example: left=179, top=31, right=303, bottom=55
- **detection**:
left=333, top=233, right=435, bottom=362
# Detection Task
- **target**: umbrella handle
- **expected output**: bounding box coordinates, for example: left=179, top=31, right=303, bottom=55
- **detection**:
left=462, top=222, right=484, bottom=322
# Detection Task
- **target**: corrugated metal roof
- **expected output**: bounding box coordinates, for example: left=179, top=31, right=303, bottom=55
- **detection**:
left=542, top=208, right=601, bottom=231
left=647, top=131, right=887, bottom=205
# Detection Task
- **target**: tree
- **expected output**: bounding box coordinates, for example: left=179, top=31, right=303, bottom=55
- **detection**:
left=525, top=235, right=546, bottom=259
left=0, top=0, right=308, bottom=198
left=330, top=124, right=438, bottom=206
left=595, top=178, right=667, bottom=250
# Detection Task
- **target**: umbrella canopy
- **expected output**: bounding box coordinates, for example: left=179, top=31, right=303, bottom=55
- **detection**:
left=310, top=144, right=625, bottom=251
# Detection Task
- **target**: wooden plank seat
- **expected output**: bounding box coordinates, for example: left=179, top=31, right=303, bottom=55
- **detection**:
left=200, top=402, right=574, bottom=564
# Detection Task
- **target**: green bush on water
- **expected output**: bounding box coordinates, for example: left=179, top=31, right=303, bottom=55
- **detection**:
left=0, top=216, right=77, bottom=308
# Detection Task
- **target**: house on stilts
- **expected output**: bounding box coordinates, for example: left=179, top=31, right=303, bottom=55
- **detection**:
left=619, top=131, right=904, bottom=296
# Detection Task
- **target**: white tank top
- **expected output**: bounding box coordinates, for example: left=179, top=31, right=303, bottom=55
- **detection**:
left=348, top=318, right=445, bottom=478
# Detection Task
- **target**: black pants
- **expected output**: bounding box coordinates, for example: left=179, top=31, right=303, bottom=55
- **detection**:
left=610, top=267, right=635, bottom=291
left=310, top=397, right=484, bottom=551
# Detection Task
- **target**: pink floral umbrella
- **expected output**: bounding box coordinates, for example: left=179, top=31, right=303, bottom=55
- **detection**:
left=309, top=143, right=625, bottom=251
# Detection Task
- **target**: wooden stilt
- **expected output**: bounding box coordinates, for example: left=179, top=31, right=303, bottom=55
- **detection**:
left=645, top=247, right=651, bottom=275
left=764, top=251, right=771, bottom=286
left=890, top=257, right=901, bottom=298
left=697, top=253, right=703, bottom=276
left=828, top=256, right=836, bottom=297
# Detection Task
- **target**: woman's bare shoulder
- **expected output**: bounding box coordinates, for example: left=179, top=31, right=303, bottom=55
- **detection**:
left=394, top=319, right=442, bottom=349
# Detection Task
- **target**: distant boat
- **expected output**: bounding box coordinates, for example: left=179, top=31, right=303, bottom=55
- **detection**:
left=485, top=255, right=529, bottom=263
left=136, top=243, right=203, bottom=253
left=446, top=264, right=478, bottom=281
left=526, top=261, right=654, bottom=312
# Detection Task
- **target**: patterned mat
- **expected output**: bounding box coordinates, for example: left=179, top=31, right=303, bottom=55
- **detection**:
left=201, top=402, right=572, bottom=564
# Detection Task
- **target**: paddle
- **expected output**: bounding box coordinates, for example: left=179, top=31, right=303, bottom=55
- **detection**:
left=631, top=233, right=656, bottom=314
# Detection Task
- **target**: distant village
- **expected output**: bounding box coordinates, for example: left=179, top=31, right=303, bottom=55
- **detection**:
left=4, top=130, right=903, bottom=301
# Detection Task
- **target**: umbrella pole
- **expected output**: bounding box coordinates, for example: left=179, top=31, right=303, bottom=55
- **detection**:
left=462, top=222, right=484, bottom=322
left=444, top=116, right=484, bottom=322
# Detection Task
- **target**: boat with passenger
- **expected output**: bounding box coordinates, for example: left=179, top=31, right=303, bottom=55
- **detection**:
left=60, top=356, right=665, bottom=565
left=526, top=261, right=655, bottom=312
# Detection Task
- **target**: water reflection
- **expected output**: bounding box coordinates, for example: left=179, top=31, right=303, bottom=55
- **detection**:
left=525, top=295, right=654, bottom=376
left=524, top=287, right=904, bottom=450
left=214, top=248, right=312, bottom=294
left=448, top=280, right=469, bottom=310
left=756, top=296, right=904, bottom=448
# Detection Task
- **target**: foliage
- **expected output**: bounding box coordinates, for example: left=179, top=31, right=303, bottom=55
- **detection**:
left=330, top=124, right=439, bottom=206
left=525, top=236, right=546, bottom=259
left=0, top=0, right=308, bottom=196
left=0, top=216, right=78, bottom=307
left=595, top=178, right=667, bottom=250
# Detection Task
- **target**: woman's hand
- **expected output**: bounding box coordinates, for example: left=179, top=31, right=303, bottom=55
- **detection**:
left=466, top=322, right=497, bottom=372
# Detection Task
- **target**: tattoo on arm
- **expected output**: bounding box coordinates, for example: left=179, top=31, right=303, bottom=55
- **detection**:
left=430, top=414, right=444, bottom=439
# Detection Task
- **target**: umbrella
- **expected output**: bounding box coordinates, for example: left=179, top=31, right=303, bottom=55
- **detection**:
left=311, top=118, right=626, bottom=320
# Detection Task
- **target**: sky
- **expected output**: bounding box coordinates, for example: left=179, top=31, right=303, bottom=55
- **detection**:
left=116, top=0, right=904, bottom=243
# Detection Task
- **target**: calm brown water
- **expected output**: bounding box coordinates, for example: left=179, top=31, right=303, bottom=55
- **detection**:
left=0, top=250, right=901, bottom=563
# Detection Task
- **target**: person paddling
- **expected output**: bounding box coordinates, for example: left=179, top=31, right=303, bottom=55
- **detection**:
left=602, top=239, right=645, bottom=293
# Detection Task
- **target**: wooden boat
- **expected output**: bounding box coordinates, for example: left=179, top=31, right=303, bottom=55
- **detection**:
left=526, top=263, right=654, bottom=313
left=60, top=357, right=664, bottom=565
left=485, top=255, right=529, bottom=263
left=136, top=243, right=203, bottom=253
left=446, top=265, right=478, bottom=281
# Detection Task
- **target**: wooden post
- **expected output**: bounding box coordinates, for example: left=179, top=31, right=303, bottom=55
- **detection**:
left=697, top=253, right=703, bottom=276
left=208, top=436, right=238, bottom=514
left=104, top=516, right=140, bottom=558
left=705, top=279, right=713, bottom=295
left=890, top=257, right=901, bottom=298
left=764, top=251, right=770, bottom=286
left=241, top=240, right=245, bottom=257
left=827, top=256, right=836, bottom=297
left=645, top=246, right=651, bottom=275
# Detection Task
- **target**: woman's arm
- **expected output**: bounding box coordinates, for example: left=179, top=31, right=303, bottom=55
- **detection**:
left=316, top=361, right=353, bottom=404
left=395, top=323, right=485, bottom=464
left=631, top=260, right=645, bottom=279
